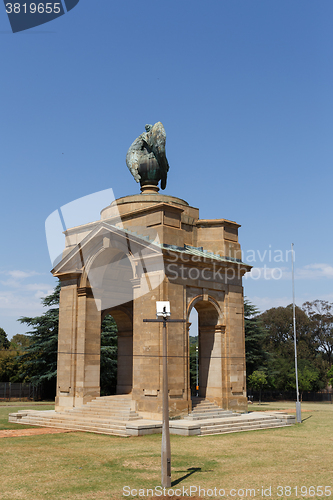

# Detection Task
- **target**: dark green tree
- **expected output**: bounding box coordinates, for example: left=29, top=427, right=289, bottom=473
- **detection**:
left=260, top=304, right=327, bottom=392
left=302, top=300, right=333, bottom=365
left=189, top=335, right=198, bottom=395
left=260, top=304, right=315, bottom=359
left=244, top=299, right=269, bottom=378
left=17, top=281, right=118, bottom=395
left=327, top=365, right=333, bottom=388
left=0, top=327, right=10, bottom=350
left=17, top=283, right=60, bottom=387
left=100, top=315, right=118, bottom=395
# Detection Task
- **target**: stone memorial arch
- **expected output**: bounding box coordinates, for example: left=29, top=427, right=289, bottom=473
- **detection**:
left=11, top=123, right=297, bottom=434
left=50, top=122, right=251, bottom=418
left=53, top=191, right=251, bottom=417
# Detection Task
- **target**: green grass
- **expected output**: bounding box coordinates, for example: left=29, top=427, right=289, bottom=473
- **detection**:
left=0, top=402, right=55, bottom=430
left=0, top=402, right=332, bottom=500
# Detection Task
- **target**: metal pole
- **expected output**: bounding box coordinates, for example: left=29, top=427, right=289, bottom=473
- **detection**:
left=292, top=243, right=302, bottom=423
left=161, top=318, right=171, bottom=488
left=196, top=345, right=199, bottom=397
left=143, top=313, right=185, bottom=488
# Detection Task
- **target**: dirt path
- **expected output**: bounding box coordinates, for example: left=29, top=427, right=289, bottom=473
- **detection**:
left=0, top=428, right=72, bottom=438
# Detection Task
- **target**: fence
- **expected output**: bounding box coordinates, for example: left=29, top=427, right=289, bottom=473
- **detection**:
left=247, top=389, right=333, bottom=403
left=0, top=382, right=41, bottom=401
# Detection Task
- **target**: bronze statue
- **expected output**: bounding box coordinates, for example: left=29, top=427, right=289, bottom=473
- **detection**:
left=126, top=122, right=170, bottom=191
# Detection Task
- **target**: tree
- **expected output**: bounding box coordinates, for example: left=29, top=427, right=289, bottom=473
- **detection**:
left=0, top=332, right=30, bottom=382
left=260, top=304, right=315, bottom=359
left=11, top=334, right=31, bottom=349
left=327, top=366, right=333, bottom=388
left=0, top=327, right=10, bottom=350
left=302, top=300, right=333, bottom=365
left=17, top=283, right=60, bottom=391
left=17, top=281, right=119, bottom=396
left=258, top=304, right=327, bottom=393
left=297, top=360, right=322, bottom=400
left=100, top=315, right=118, bottom=395
left=244, top=299, right=269, bottom=377
left=189, top=336, right=198, bottom=395
left=248, top=370, right=267, bottom=404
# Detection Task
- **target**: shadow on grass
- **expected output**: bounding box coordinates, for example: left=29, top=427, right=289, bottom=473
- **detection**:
left=301, top=415, right=312, bottom=423
left=172, top=467, right=202, bottom=486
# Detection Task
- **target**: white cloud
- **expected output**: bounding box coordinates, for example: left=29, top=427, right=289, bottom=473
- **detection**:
left=244, top=263, right=333, bottom=281
left=244, top=266, right=289, bottom=281
left=9, top=270, right=40, bottom=279
left=0, top=270, right=56, bottom=329
left=0, top=291, right=46, bottom=315
left=296, top=263, right=333, bottom=280
left=246, top=295, right=293, bottom=313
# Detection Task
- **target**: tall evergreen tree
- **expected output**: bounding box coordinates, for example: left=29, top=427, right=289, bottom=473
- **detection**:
left=244, top=299, right=269, bottom=377
left=17, top=282, right=118, bottom=395
left=189, top=335, right=198, bottom=394
left=0, top=327, right=10, bottom=350
left=17, top=283, right=60, bottom=386
left=100, top=315, right=118, bottom=395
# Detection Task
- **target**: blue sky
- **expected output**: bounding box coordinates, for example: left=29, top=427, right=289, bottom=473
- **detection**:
left=1, top=0, right=333, bottom=338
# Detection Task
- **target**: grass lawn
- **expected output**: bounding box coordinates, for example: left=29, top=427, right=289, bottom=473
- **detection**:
left=0, top=402, right=332, bottom=500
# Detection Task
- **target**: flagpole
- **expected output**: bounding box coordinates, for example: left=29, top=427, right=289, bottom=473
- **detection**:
left=292, top=243, right=301, bottom=423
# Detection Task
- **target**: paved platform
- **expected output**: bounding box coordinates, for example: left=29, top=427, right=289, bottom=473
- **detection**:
left=9, top=409, right=295, bottom=437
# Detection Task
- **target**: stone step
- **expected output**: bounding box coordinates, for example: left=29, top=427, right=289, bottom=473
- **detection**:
left=192, top=407, right=228, bottom=413
left=20, top=417, right=127, bottom=432
left=11, top=410, right=128, bottom=426
left=201, top=416, right=285, bottom=429
left=25, top=417, right=126, bottom=430
left=23, top=421, right=128, bottom=437
left=86, top=401, right=132, bottom=407
left=7, top=397, right=140, bottom=437
left=62, top=412, right=140, bottom=421
left=25, top=413, right=130, bottom=426
left=192, top=401, right=218, bottom=407
left=9, top=413, right=129, bottom=436
left=192, top=405, right=221, bottom=412
left=67, top=408, right=141, bottom=418
left=187, top=399, right=234, bottom=420
left=200, top=416, right=291, bottom=435
left=184, top=411, right=235, bottom=421
left=201, top=421, right=290, bottom=435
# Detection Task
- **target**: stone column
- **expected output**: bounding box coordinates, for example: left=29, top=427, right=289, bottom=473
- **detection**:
left=117, top=330, right=133, bottom=394
left=55, top=281, right=78, bottom=411
left=199, top=325, right=224, bottom=407
left=56, top=281, right=101, bottom=411
left=224, top=286, right=247, bottom=411
left=74, top=287, right=101, bottom=407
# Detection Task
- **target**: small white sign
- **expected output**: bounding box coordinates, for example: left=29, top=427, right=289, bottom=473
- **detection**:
left=156, top=301, right=171, bottom=317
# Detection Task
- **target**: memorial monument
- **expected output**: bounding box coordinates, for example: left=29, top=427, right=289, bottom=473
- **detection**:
left=10, top=123, right=296, bottom=435
left=51, top=122, right=251, bottom=419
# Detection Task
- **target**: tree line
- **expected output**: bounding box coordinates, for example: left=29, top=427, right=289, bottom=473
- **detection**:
left=0, top=281, right=332, bottom=399
left=0, top=282, right=117, bottom=397
left=245, top=299, right=333, bottom=398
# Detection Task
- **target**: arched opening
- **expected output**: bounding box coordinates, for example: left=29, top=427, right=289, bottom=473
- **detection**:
left=188, top=297, right=223, bottom=401
left=100, top=314, right=118, bottom=396
left=86, top=243, right=135, bottom=397
left=101, top=303, right=133, bottom=395
left=189, top=308, right=199, bottom=396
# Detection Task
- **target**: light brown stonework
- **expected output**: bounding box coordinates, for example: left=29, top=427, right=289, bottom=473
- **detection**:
left=53, top=193, right=251, bottom=416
